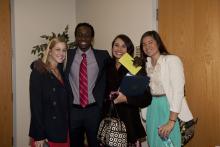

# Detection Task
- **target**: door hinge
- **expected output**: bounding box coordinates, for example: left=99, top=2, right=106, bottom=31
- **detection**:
left=156, top=8, right=159, bottom=21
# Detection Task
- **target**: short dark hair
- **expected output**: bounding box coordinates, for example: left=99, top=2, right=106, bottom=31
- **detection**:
left=74, top=22, right=95, bottom=38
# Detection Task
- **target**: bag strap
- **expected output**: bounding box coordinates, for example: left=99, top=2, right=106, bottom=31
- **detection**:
left=108, top=99, right=120, bottom=118
left=108, top=96, right=126, bottom=126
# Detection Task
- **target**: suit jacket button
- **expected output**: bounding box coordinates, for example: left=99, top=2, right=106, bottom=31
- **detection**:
left=53, top=101, right=57, bottom=106
left=52, top=88, right=56, bottom=92
left=52, top=116, right=56, bottom=120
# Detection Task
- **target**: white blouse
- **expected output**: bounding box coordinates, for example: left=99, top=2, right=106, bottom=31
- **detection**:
left=146, top=57, right=165, bottom=95
left=146, top=55, right=193, bottom=121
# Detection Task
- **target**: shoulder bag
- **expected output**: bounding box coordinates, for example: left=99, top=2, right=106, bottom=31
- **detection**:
left=97, top=99, right=127, bottom=147
left=178, top=117, right=198, bottom=146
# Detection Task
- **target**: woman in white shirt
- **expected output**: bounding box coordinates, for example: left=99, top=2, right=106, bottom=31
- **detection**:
left=139, top=31, right=193, bottom=147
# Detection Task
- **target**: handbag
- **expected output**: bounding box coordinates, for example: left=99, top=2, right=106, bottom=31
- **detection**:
left=97, top=99, right=127, bottom=147
left=178, top=117, right=198, bottom=146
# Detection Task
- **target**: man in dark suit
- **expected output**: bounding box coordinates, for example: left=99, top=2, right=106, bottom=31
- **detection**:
left=65, top=22, right=110, bottom=147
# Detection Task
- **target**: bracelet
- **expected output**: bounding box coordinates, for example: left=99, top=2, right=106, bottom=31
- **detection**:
left=169, top=119, right=176, bottom=122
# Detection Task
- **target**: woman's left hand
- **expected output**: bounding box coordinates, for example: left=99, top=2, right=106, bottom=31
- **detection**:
left=114, top=92, right=127, bottom=104
left=158, top=121, right=175, bottom=138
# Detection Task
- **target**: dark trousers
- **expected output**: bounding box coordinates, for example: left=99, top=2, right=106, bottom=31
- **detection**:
left=70, top=103, right=101, bottom=147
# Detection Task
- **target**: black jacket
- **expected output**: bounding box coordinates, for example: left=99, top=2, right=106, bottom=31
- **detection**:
left=104, top=59, right=152, bottom=143
left=29, top=61, right=68, bottom=142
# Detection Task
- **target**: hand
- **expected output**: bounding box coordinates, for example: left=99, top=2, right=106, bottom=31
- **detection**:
left=158, top=121, right=175, bottom=138
left=34, top=140, right=45, bottom=147
left=113, top=91, right=127, bottom=104
left=133, top=56, right=144, bottom=67
left=109, top=91, right=119, bottom=100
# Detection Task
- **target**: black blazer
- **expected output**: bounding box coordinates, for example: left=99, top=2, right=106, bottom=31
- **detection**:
left=105, top=59, right=152, bottom=143
left=29, top=62, right=68, bottom=142
left=65, top=48, right=111, bottom=108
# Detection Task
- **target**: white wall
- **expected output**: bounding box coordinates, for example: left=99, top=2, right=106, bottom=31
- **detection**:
left=12, top=0, right=76, bottom=146
left=76, top=0, right=157, bottom=53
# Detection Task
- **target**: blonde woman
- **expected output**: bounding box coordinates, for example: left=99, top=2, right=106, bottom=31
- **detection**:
left=29, top=37, right=69, bottom=147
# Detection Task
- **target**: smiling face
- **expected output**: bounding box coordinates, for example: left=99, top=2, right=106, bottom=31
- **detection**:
left=49, top=42, right=67, bottom=65
left=112, top=38, right=128, bottom=60
left=142, top=36, right=160, bottom=58
left=75, top=26, right=93, bottom=52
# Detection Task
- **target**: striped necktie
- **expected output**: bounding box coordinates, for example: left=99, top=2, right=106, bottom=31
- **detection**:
left=79, top=53, right=88, bottom=108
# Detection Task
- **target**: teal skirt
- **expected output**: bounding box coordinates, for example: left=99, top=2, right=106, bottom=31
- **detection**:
left=146, top=96, right=181, bottom=147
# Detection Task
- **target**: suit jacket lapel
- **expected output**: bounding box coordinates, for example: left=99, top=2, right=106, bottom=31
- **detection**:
left=93, top=49, right=103, bottom=82
left=93, top=49, right=101, bottom=67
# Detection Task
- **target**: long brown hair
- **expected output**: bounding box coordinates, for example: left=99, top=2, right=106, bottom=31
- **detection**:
left=111, top=34, right=134, bottom=60
left=140, top=30, right=169, bottom=60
